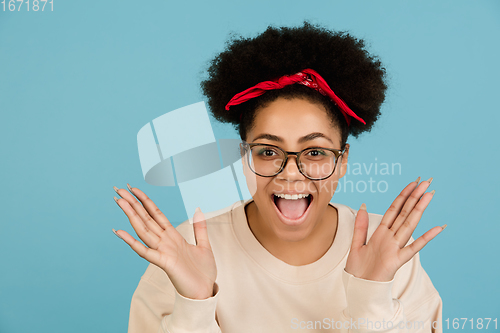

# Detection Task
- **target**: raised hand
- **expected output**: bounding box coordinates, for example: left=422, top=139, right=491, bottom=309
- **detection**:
left=345, top=177, right=446, bottom=282
left=112, top=184, right=217, bottom=300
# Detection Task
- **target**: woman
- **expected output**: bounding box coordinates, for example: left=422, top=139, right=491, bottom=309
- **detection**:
left=113, top=22, right=445, bottom=332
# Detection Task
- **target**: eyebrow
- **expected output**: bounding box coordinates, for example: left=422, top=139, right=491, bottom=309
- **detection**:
left=252, top=132, right=334, bottom=144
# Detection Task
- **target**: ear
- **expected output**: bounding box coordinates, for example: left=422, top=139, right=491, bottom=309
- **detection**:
left=239, top=142, right=258, bottom=197
left=240, top=143, right=245, bottom=166
left=240, top=142, right=249, bottom=171
left=338, top=143, right=349, bottom=179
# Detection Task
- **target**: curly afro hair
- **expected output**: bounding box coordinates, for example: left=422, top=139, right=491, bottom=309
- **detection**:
left=200, top=21, right=388, bottom=149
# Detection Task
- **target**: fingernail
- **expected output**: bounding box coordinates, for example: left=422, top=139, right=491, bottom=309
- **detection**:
left=359, top=203, right=366, bottom=211
left=112, top=228, right=123, bottom=240
left=192, top=207, right=203, bottom=224
left=430, top=189, right=435, bottom=195
left=441, top=224, right=447, bottom=230
left=127, top=183, right=134, bottom=193
left=113, top=186, right=121, bottom=196
left=113, top=196, right=119, bottom=203
left=415, top=176, right=421, bottom=183
left=427, top=177, right=433, bottom=185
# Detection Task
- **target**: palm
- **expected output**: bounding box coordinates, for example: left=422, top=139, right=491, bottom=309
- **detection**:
left=155, top=229, right=217, bottom=299
left=113, top=185, right=217, bottom=300
left=345, top=178, right=445, bottom=282
left=346, top=227, right=407, bottom=282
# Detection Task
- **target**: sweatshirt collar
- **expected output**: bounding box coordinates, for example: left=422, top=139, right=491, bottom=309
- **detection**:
left=231, top=198, right=355, bottom=284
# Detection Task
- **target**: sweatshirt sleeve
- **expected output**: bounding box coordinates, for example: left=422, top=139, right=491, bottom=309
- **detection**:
left=128, top=218, right=222, bottom=333
left=127, top=262, right=222, bottom=333
left=339, top=251, right=443, bottom=333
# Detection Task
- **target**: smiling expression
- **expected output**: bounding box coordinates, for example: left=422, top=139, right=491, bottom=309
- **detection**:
left=242, top=97, right=349, bottom=243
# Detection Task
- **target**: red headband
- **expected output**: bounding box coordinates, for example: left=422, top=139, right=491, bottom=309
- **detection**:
left=225, top=68, right=366, bottom=126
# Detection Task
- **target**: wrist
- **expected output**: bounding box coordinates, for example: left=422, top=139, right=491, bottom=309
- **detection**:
left=344, top=268, right=395, bottom=282
left=192, top=283, right=218, bottom=300
left=358, top=272, right=395, bottom=282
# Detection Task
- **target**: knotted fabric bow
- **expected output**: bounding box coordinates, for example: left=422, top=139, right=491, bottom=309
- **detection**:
left=224, top=68, right=366, bottom=126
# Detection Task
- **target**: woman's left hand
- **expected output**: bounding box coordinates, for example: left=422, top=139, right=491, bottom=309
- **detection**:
left=344, top=177, right=446, bottom=282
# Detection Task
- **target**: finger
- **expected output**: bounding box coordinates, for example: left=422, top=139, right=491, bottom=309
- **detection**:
left=380, top=178, right=420, bottom=228
left=126, top=185, right=176, bottom=232
left=390, top=178, right=432, bottom=232
left=351, top=203, right=369, bottom=250
left=113, top=229, right=164, bottom=267
left=114, top=186, right=165, bottom=237
left=399, top=225, right=444, bottom=264
left=114, top=196, right=161, bottom=249
left=192, top=207, right=212, bottom=250
left=394, top=191, right=435, bottom=247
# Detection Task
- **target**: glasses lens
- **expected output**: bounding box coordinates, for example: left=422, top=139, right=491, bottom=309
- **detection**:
left=299, top=148, right=337, bottom=180
left=248, top=145, right=285, bottom=176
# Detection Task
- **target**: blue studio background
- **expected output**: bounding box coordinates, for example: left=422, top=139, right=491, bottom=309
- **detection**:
left=1, top=1, right=499, bottom=332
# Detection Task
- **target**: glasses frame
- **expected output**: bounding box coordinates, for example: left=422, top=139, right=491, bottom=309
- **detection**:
left=240, top=141, right=347, bottom=181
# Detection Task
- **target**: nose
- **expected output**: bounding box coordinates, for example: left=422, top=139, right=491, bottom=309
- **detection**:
left=278, top=155, right=305, bottom=181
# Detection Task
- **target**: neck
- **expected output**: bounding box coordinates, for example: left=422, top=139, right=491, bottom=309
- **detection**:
left=245, top=201, right=338, bottom=266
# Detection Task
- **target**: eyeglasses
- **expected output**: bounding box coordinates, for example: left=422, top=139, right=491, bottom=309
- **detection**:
left=240, top=141, right=347, bottom=181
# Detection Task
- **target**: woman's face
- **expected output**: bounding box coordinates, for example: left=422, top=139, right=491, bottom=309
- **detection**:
left=243, top=97, right=349, bottom=242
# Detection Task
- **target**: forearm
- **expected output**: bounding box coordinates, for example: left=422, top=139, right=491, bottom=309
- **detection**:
left=159, top=283, right=222, bottom=333
left=341, top=269, right=407, bottom=332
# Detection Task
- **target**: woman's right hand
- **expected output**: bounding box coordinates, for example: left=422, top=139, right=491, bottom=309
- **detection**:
left=112, top=184, right=217, bottom=300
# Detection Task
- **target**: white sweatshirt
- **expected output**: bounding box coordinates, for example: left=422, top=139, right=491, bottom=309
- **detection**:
left=128, top=199, right=442, bottom=332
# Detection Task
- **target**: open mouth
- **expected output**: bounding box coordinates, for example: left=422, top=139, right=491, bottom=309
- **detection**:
left=272, top=193, right=314, bottom=225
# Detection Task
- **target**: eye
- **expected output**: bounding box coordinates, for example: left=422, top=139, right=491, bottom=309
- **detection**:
left=257, top=148, right=278, bottom=157
left=306, top=149, right=327, bottom=157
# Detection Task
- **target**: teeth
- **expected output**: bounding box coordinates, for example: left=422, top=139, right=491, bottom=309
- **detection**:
left=274, top=193, right=310, bottom=200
